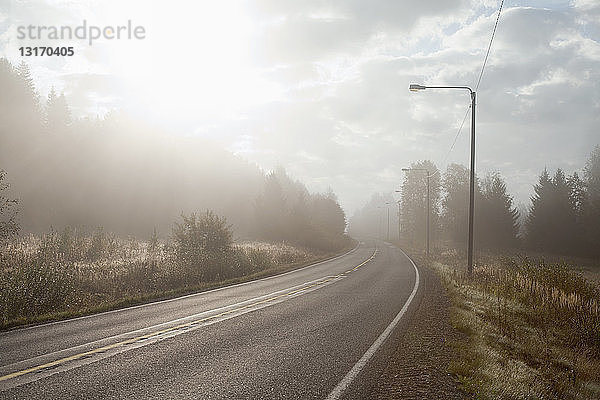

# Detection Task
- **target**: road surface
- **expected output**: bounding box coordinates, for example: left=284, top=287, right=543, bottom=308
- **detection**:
left=0, top=239, right=420, bottom=399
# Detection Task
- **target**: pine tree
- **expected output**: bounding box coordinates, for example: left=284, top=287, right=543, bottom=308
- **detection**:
left=478, top=172, right=519, bottom=249
left=45, top=87, right=71, bottom=129
left=526, top=168, right=578, bottom=253
left=16, top=61, right=40, bottom=118
left=254, top=172, right=287, bottom=240
left=584, top=145, right=600, bottom=254
left=441, top=163, right=478, bottom=246
left=553, top=169, right=578, bottom=253
left=0, top=59, right=40, bottom=127
left=526, top=168, right=553, bottom=250
left=567, top=172, right=585, bottom=223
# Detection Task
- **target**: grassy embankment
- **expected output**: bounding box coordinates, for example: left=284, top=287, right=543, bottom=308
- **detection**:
left=0, top=229, right=355, bottom=331
left=401, top=243, right=600, bottom=399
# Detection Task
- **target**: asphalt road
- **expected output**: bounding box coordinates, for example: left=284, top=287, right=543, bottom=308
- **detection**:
left=0, top=239, right=420, bottom=399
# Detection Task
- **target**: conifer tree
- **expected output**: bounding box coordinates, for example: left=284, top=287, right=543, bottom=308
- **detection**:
left=45, top=87, right=71, bottom=129
left=441, top=163, right=477, bottom=246
left=584, top=145, right=600, bottom=254
left=478, top=172, right=519, bottom=249
left=16, top=61, right=40, bottom=117
left=526, top=168, right=553, bottom=250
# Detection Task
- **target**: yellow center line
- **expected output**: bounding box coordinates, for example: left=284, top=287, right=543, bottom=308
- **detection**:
left=0, top=248, right=378, bottom=383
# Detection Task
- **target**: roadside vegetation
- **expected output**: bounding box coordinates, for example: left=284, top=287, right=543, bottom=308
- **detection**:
left=0, top=59, right=354, bottom=330
left=349, top=144, right=600, bottom=399
left=428, top=250, right=600, bottom=400
left=0, top=213, right=352, bottom=330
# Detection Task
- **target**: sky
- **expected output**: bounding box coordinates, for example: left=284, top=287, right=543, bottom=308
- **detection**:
left=1, top=0, right=599, bottom=215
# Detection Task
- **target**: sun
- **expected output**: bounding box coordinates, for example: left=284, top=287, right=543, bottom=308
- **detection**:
left=97, top=0, right=282, bottom=123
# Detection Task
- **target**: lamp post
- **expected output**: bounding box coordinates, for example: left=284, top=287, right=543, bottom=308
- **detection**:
left=400, top=168, right=431, bottom=257
left=409, top=83, right=475, bottom=273
left=385, top=202, right=391, bottom=241
left=396, top=200, right=401, bottom=241
left=377, top=204, right=391, bottom=241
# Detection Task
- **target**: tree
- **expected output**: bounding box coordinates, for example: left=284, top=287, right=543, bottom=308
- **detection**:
left=254, top=172, right=288, bottom=240
left=16, top=61, right=40, bottom=119
left=583, top=145, right=600, bottom=254
left=0, top=170, right=19, bottom=242
left=526, top=168, right=553, bottom=250
left=441, top=163, right=478, bottom=246
left=477, top=172, right=519, bottom=249
left=310, top=192, right=346, bottom=236
left=568, top=172, right=585, bottom=223
left=526, top=168, right=578, bottom=253
left=348, top=192, right=394, bottom=239
left=45, top=87, right=71, bottom=129
left=0, top=59, right=41, bottom=127
left=553, top=169, right=578, bottom=253
left=399, top=160, right=440, bottom=248
left=172, top=211, right=233, bottom=281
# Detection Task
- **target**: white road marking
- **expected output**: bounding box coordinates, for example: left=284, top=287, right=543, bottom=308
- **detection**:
left=325, top=246, right=420, bottom=400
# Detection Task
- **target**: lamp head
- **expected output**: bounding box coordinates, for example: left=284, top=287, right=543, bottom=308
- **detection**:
left=409, top=84, right=426, bottom=92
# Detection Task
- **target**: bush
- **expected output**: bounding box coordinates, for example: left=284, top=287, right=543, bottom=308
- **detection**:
left=172, top=211, right=233, bottom=282
left=0, top=259, right=74, bottom=323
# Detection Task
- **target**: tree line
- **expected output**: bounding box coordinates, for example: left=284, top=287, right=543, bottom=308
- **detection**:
left=350, top=146, right=600, bottom=257
left=0, top=58, right=349, bottom=251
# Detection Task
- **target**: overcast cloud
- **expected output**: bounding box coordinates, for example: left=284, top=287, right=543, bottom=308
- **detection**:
left=1, top=0, right=599, bottom=213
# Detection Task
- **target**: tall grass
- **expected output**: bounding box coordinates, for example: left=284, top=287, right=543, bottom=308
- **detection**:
left=433, top=254, right=600, bottom=399
left=0, top=227, right=316, bottom=329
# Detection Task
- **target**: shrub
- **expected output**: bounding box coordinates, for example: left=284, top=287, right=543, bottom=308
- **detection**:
left=172, top=211, right=233, bottom=282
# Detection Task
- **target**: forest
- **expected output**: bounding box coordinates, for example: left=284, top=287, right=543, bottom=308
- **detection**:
left=0, top=58, right=348, bottom=249
left=349, top=149, right=600, bottom=258
left=0, top=58, right=350, bottom=327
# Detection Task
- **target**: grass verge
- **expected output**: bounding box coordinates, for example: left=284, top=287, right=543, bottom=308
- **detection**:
left=415, top=249, right=600, bottom=400
left=1, top=232, right=356, bottom=331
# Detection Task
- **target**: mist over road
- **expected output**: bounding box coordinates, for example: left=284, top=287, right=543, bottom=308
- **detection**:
left=0, top=240, right=419, bottom=399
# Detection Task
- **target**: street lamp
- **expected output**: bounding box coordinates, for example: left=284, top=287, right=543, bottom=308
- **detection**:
left=400, top=168, right=431, bottom=257
left=377, top=204, right=391, bottom=241
left=409, top=83, right=476, bottom=273
left=396, top=200, right=401, bottom=241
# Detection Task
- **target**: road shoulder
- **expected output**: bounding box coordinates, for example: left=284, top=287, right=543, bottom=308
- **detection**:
left=360, top=258, right=467, bottom=399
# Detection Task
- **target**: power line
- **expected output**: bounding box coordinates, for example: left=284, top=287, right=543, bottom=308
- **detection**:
left=475, top=0, right=505, bottom=91
left=430, top=0, right=505, bottom=177
left=429, top=104, right=471, bottom=179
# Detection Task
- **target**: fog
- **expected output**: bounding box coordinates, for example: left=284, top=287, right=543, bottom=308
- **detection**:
left=1, top=1, right=599, bottom=255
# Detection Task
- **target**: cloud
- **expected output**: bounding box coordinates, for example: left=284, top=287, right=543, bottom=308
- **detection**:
left=2, top=0, right=598, bottom=215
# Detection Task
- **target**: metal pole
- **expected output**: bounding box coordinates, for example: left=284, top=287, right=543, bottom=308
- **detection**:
left=408, top=83, right=475, bottom=272
left=426, top=173, right=430, bottom=257
left=387, top=206, right=390, bottom=241
left=467, top=92, right=476, bottom=274
left=397, top=201, right=401, bottom=241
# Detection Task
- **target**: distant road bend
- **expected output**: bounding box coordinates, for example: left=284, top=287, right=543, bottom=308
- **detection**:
left=0, top=239, right=420, bottom=399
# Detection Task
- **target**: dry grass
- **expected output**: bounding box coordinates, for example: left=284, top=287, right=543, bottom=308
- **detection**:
left=429, top=252, right=600, bottom=399
left=0, top=229, right=321, bottom=330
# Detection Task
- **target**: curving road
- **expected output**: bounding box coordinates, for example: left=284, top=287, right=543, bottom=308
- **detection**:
left=0, top=240, right=420, bottom=399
